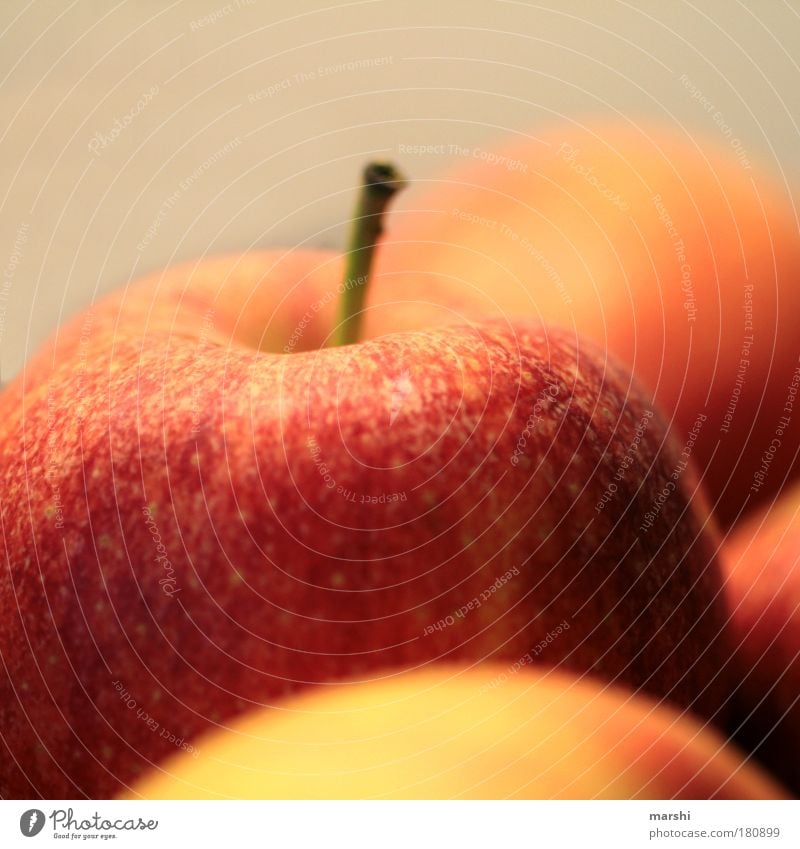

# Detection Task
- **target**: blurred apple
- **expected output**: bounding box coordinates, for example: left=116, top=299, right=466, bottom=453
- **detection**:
left=723, top=487, right=800, bottom=793
left=123, top=666, right=786, bottom=800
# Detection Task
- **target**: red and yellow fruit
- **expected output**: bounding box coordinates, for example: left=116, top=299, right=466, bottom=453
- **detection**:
left=0, top=165, right=727, bottom=798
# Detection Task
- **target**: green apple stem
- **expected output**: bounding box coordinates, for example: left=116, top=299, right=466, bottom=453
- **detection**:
left=332, top=162, right=406, bottom=347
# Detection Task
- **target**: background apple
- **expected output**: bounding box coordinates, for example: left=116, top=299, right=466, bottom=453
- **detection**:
left=123, top=665, right=785, bottom=800
left=372, top=123, right=800, bottom=529
left=722, top=487, right=800, bottom=794
left=0, top=165, right=728, bottom=799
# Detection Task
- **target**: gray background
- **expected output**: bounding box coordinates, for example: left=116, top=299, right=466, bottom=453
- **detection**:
left=1, top=0, right=799, bottom=379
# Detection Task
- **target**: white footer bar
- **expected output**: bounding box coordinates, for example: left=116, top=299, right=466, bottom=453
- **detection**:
left=2, top=800, right=797, bottom=848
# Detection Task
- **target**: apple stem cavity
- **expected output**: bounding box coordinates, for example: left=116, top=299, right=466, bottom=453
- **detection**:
left=332, top=162, right=406, bottom=347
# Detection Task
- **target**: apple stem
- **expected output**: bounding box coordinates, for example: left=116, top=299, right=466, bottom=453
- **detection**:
left=332, top=162, right=406, bottom=347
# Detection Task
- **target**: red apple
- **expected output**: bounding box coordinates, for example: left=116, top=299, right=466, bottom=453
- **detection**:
left=123, top=666, right=786, bottom=800
left=722, top=487, right=800, bottom=794
left=374, top=123, right=800, bottom=528
left=0, top=164, right=727, bottom=799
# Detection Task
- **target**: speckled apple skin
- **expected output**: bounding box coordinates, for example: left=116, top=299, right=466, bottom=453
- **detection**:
left=723, top=492, right=800, bottom=795
left=0, top=253, right=727, bottom=798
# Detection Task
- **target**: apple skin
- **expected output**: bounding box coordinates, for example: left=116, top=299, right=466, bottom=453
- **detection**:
left=373, top=123, right=800, bottom=528
left=722, top=488, right=800, bottom=794
left=0, top=251, right=727, bottom=799
left=123, top=666, right=785, bottom=800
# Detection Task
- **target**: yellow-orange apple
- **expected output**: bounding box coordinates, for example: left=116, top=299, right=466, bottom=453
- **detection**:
left=124, top=666, right=785, bottom=800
